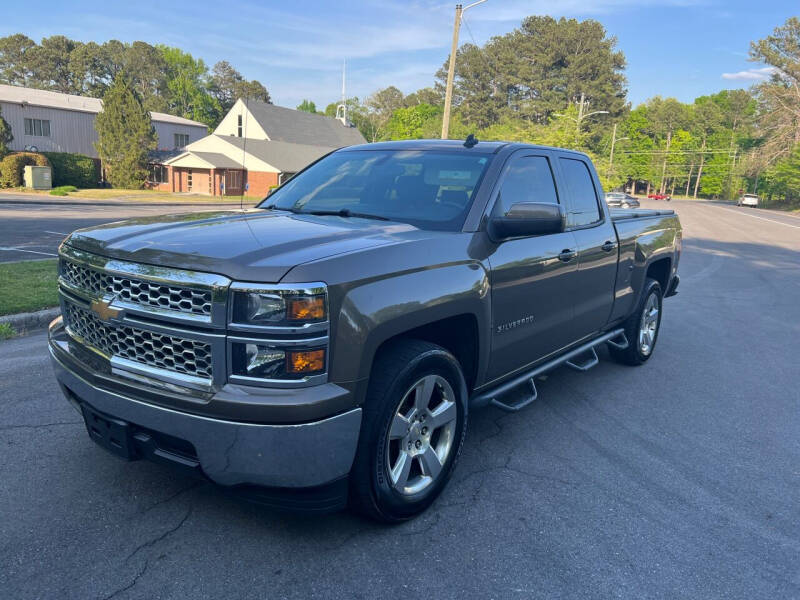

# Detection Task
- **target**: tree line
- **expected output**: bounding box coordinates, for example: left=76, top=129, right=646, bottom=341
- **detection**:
left=0, top=34, right=271, bottom=128
left=0, top=17, right=798, bottom=202
left=299, top=16, right=800, bottom=205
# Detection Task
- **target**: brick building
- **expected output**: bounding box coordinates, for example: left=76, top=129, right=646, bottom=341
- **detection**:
left=150, top=99, right=365, bottom=197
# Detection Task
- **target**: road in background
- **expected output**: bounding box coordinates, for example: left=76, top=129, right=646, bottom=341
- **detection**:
left=709, top=201, right=800, bottom=229
left=1, top=199, right=799, bottom=599
left=0, top=196, right=252, bottom=262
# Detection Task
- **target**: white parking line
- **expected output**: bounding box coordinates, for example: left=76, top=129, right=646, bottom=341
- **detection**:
left=44, top=230, right=70, bottom=236
left=0, top=247, right=57, bottom=256
left=715, top=206, right=800, bottom=229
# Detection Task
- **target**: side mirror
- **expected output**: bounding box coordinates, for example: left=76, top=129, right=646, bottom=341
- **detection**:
left=488, top=202, right=564, bottom=241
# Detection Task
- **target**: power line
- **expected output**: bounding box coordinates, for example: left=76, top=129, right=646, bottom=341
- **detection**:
left=617, top=149, right=736, bottom=155
left=461, top=15, right=502, bottom=81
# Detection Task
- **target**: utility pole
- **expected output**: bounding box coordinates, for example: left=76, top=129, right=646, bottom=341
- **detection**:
left=555, top=95, right=608, bottom=135
left=727, top=148, right=738, bottom=200
left=609, top=123, right=618, bottom=169
left=441, top=0, right=487, bottom=139
left=607, top=123, right=629, bottom=180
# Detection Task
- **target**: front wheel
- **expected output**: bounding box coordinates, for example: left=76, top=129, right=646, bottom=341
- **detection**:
left=609, top=277, right=663, bottom=366
left=350, top=339, right=468, bottom=522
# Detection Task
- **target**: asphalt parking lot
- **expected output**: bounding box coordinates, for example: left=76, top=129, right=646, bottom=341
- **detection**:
left=1, top=200, right=799, bottom=599
left=0, top=195, right=251, bottom=262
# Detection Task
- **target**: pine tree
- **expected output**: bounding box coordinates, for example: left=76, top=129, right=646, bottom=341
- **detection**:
left=95, top=73, right=156, bottom=188
left=0, top=105, right=12, bottom=157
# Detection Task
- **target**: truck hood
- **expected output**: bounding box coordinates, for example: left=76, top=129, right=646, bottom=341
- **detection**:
left=65, top=209, right=418, bottom=282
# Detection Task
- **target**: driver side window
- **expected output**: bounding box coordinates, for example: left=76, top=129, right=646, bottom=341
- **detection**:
left=496, top=155, right=559, bottom=214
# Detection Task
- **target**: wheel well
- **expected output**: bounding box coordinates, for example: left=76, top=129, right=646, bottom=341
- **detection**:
left=646, top=258, right=671, bottom=292
left=374, top=314, right=480, bottom=392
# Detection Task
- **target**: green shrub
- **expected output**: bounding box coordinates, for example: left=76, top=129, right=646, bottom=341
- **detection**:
left=49, top=185, right=78, bottom=196
left=0, top=152, right=50, bottom=188
left=42, top=152, right=99, bottom=188
left=0, top=323, right=15, bottom=340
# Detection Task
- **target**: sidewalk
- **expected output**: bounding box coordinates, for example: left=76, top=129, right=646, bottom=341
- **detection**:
left=0, top=190, right=259, bottom=207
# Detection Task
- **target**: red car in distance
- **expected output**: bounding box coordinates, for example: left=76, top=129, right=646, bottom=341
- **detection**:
left=648, top=193, right=671, bottom=201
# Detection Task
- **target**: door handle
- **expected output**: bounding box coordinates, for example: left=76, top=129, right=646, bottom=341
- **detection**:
left=601, top=240, right=617, bottom=252
left=558, top=249, right=576, bottom=262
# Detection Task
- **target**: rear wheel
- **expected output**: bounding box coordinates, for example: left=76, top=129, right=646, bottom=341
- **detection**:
left=350, top=339, right=467, bottom=522
left=609, top=277, right=663, bottom=366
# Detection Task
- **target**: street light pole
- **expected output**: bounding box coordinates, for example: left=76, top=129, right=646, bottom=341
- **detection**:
left=441, top=0, right=487, bottom=139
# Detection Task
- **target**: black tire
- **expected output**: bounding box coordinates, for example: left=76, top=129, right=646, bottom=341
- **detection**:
left=349, top=339, right=468, bottom=522
left=609, top=277, right=663, bottom=366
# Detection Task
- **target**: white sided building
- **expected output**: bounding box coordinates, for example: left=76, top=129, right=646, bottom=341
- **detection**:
left=0, top=84, right=208, bottom=158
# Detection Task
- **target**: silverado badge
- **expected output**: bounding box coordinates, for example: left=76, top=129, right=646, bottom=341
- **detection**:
left=496, top=315, right=535, bottom=334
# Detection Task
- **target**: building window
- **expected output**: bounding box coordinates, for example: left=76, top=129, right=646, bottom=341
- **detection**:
left=148, top=164, right=169, bottom=185
left=237, top=114, right=242, bottom=137
left=279, top=172, right=296, bottom=185
left=24, top=118, right=50, bottom=137
left=174, top=133, right=189, bottom=148
left=187, top=169, right=193, bottom=190
left=225, top=170, right=242, bottom=190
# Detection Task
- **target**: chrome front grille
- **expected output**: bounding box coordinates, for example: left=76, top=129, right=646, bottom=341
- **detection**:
left=64, top=302, right=213, bottom=379
left=61, top=259, right=213, bottom=316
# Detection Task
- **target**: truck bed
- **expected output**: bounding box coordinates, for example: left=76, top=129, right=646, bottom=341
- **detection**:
left=607, top=208, right=681, bottom=325
left=610, top=208, right=676, bottom=221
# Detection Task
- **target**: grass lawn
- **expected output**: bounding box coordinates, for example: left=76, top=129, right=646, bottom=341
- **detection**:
left=0, top=259, right=59, bottom=316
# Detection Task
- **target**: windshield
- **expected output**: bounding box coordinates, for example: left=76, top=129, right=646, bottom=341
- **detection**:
left=259, top=150, right=492, bottom=231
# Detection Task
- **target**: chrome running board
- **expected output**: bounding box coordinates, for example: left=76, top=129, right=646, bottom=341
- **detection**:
left=472, top=328, right=626, bottom=412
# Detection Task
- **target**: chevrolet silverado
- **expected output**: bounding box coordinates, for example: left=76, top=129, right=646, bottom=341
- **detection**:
left=49, top=139, right=681, bottom=521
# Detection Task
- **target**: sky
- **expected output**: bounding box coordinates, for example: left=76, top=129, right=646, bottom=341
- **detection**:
left=1, top=0, right=796, bottom=110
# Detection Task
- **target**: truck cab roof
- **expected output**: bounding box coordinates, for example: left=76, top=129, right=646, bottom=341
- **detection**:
left=340, top=139, right=591, bottom=159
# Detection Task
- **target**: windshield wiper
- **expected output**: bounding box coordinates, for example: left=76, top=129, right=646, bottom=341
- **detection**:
left=301, top=209, right=390, bottom=221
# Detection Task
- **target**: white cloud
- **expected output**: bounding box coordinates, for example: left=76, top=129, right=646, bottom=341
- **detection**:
left=721, top=67, right=777, bottom=81
left=465, top=0, right=704, bottom=22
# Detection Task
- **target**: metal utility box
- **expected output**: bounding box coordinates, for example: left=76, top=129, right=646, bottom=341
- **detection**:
left=24, top=165, right=52, bottom=190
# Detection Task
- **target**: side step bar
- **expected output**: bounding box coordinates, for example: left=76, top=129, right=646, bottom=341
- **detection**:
left=565, top=347, right=599, bottom=371
left=471, top=329, right=628, bottom=411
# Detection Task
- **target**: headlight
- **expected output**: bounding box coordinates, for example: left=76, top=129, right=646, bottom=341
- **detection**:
left=231, top=343, right=326, bottom=380
left=228, top=283, right=329, bottom=384
left=231, top=285, right=327, bottom=326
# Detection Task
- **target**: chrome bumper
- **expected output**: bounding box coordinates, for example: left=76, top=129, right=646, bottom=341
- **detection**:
left=49, top=319, right=362, bottom=489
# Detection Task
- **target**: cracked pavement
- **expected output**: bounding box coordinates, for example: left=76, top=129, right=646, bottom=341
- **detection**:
left=1, top=200, right=799, bottom=599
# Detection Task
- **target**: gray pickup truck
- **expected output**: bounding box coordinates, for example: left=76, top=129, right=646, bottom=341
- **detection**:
left=49, top=139, right=681, bottom=521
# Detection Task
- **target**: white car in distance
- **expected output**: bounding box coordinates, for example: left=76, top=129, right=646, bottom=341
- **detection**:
left=738, top=193, right=759, bottom=207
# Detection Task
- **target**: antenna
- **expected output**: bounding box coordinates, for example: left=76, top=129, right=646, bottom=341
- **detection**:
left=336, top=59, right=347, bottom=126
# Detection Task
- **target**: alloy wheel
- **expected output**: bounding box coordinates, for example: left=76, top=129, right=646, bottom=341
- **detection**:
left=639, top=292, right=660, bottom=355
left=385, top=374, right=458, bottom=495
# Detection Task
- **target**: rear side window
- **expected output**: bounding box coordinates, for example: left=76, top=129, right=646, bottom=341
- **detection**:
left=559, top=158, right=601, bottom=227
left=496, top=155, right=559, bottom=214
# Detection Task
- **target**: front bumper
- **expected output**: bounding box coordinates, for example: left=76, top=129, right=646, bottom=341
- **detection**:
left=49, top=317, right=362, bottom=492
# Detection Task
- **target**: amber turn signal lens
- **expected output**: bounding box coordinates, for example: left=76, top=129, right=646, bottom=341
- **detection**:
left=286, top=296, right=325, bottom=321
left=287, top=349, right=325, bottom=374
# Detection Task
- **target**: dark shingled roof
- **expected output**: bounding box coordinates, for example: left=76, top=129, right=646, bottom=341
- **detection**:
left=244, top=101, right=366, bottom=147
left=149, top=149, right=185, bottom=162
left=220, top=137, right=337, bottom=172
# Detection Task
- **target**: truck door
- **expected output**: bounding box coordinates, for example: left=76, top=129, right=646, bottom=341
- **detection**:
left=485, top=152, right=579, bottom=383
left=554, top=154, right=618, bottom=342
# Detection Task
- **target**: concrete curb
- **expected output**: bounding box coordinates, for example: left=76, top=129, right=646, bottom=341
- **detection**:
left=0, top=307, right=61, bottom=336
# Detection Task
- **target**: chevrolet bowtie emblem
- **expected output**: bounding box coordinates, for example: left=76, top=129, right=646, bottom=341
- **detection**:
left=91, top=297, right=122, bottom=322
